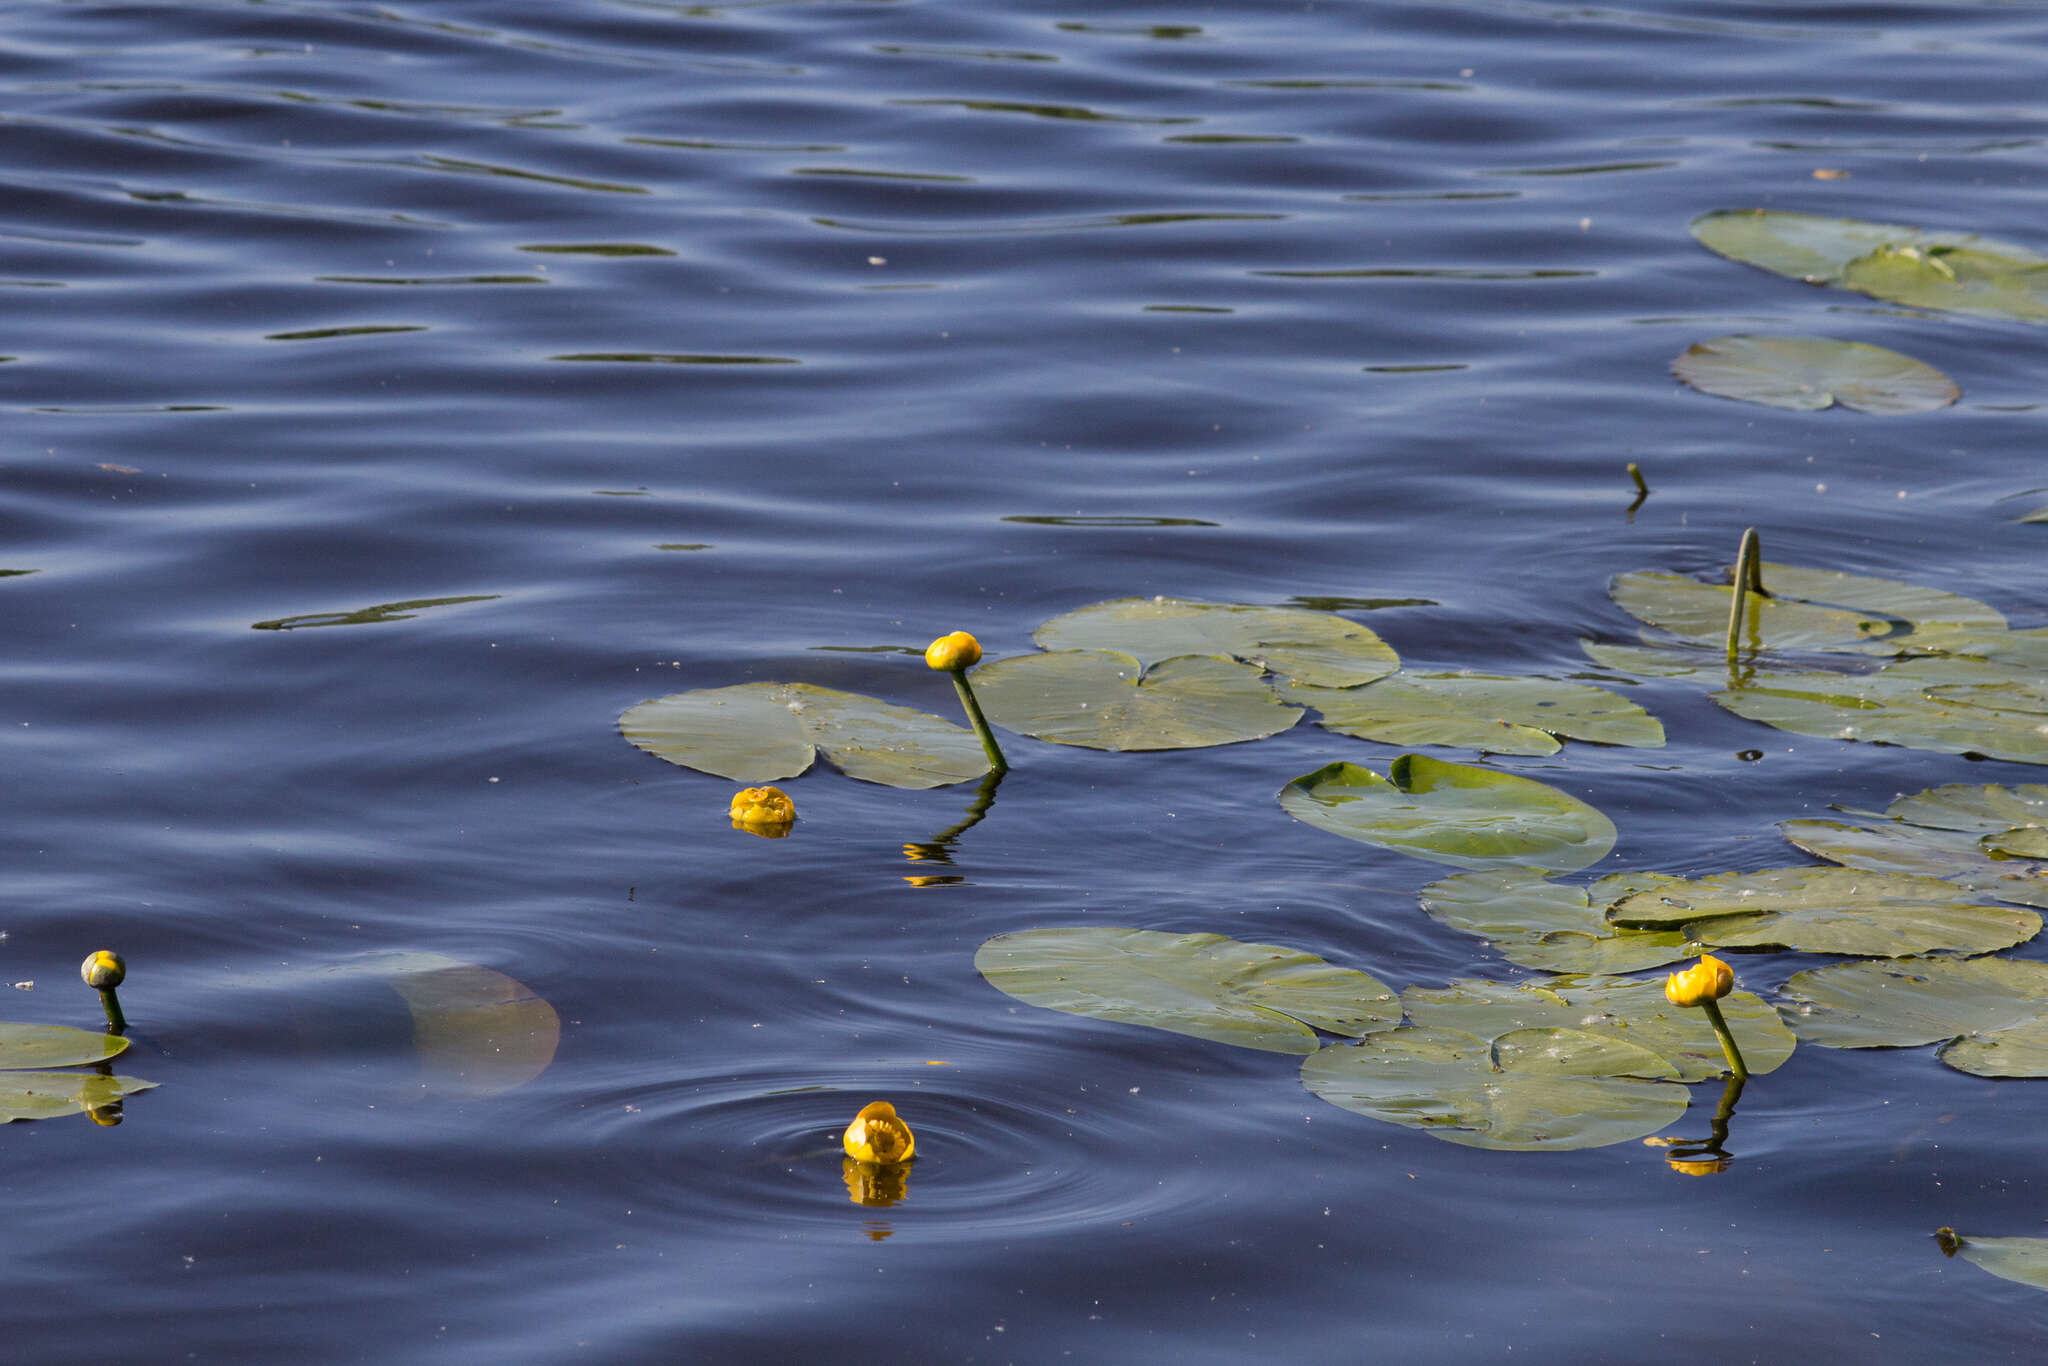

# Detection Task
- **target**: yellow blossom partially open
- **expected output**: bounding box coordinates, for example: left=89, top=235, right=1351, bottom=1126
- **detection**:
left=729, top=785, right=795, bottom=836
left=1664, top=953, right=1734, bottom=1008
left=924, top=631, right=983, bottom=673
left=842, top=1099, right=916, bottom=1164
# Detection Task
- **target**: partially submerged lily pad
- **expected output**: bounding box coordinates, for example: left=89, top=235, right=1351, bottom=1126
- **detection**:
left=973, top=927, right=1400, bottom=1055
left=1402, top=974, right=1795, bottom=1082
left=1300, top=1025, right=1689, bottom=1151
left=620, top=681, right=990, bottom=788
left=0, top=1022, right=152, bottom=1124
left=1419, top=869, right=1690, bottom=974
left=1031, top=597, right=1398, bottom=687
left=1778, top=956, right=2048, bottom=1076
left=1605, top=866, right=2039, bottom=957
left=1288, top=672, right=1664, bottom=757
left=1278, top=755, right=1617, bottom=872
left=1937, top=1231, right=2048, bottom=1291
left=1691, top=210, right=2048, bottom=323
left=1672, top=335, right=1958, bottom=415
left=972, top=650, right=1301, bottom=751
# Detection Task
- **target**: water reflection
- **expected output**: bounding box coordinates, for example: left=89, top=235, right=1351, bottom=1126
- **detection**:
left=1645, top=1075, right=1746, bottom=1176
left=251, top=595, right=499, bottom=630
left=903, top=769, right=1003, bottom=870
left=843, top=1157, right=910, bottom=1211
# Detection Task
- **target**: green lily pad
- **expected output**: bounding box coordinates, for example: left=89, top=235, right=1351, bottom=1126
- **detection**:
left=620, top=681, right=990, bottom=788
left=1606, top=866, right=2039, bottom=957
left=1402, top=974, right=1796, bottom=1082
left=1289, top=673, right=1664, bottom=756
left=972, top=650, right=1301, bottom=750
left=1780, top=957, right=2048, bottom=1076
left=1757, top=566, right=2005, bottom=634
left=0, top=1071, right=158, bottom=1123
left=0, top=1021, right=129, bottom=1070
left=1939, top=1232, right=2048, bottom=1291
left=1890, top=782, right=2048, bottom=834
left=1031, top=597, right=1399, bottom=687
left=1418, top=869, right=1691, bottom=974
left=1715, top=661, right=2048, bottom=766
left=1984, top=826, right=2048, bottom=860
left=1278, top=755, right=1617, bottom=872
left=376, top=952, right=562, bottom=1099
left=1299, top=1025, right=1690, bottom=1151
left=1691, top=210, right=2048, bottom=323
left=1611, top=572, right=1885, bottom=653
left=1673, top=335, right=1958, bottom=415
left=1779, top=819, right=2048, bottom=911
left=973, top=927, right=1400, bottom=1055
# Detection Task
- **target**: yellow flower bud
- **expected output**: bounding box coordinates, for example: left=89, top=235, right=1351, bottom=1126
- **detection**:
left=1664, top=953, right=1734, bottom=1008
left=924, top=631, right=982, bottom=673
left=728, top=786, right=795, bottom=836
left=81, top=951, right=125, bottom=991
left=842, top=1099, right=915, bottom=1164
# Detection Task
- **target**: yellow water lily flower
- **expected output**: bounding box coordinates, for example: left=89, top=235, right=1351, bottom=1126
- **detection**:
left=842, top=1099, right=916, bottom=1164
left=1664, top=953, right=1734, bottom=1008
left=924, top=631, right=983, bottom=673
left=728, top=785, right=795, bottom=836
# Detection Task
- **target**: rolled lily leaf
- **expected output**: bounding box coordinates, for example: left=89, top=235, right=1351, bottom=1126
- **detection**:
left=621, top=681, right=990, bottom=788
left=974, top=927, right=1400, bottom=1055
left=1289, top=672, right=1663, bottom=756
left=972, top=650, right=1301, bottom=750
left=1279, top=754, right=1617, bottom=873
left=1605, top=866, right=2039, bottom=957
left=1401, top=973, right=1796, bottom=1082
left=1672, top=335, right=1957, bottom=415
left=1300, top=1025, right=1690, bottom=1151
left=1031, top=597, right=1398, bottom=687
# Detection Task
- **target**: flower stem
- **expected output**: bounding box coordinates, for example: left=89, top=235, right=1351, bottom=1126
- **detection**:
left=1699, top=998, right=1749, bottom=1080
left=98, top=987, right=127, bottom=1036
left=1724, top=526, right=1764, bottom=663
left=950, top=670, right=1008, bottom=775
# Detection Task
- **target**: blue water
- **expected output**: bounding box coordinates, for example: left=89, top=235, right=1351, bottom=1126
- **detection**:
left=6, top=0, right=2048, bottom=1358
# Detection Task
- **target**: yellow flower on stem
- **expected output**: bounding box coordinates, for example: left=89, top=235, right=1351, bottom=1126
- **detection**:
left=924, top=631, right=1007, bottom=774
left=729, top=785, right=796, bottom=837
left=842, top=1099, right=916, bottom=1165
left=1663, top=953, right=1748, bottom=1080
left=80, top=950, right=128, bottom=1034
left=1663, top=953, right=1733, bottom=1008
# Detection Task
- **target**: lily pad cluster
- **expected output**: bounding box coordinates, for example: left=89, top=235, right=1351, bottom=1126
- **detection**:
left=0, top=1022, right=154, bottom=1123
left=974, top=926, right=1792, bottom=1151
left=1586, top=560, right=2048, bottom=766
left=621, top=598, right=1664, bottom=788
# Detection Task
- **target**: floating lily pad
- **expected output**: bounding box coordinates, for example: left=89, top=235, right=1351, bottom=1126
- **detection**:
left=0, top=1070, right=158, bottom=1123
left=1691, top=210, right=2048, bottom=323
left=1289, top=673, right=1663, bottom=756
left=974, top=927, right=1400, bottom=1055
left=1419, top=869, right=1690, bottom=973
left=1299, top=1025, right=1689, bottom=1151
left=1030, top=597, right=1399, bottom=687
left=972, top=650, right=1300, bottom=750
left=1611, top=572, right=1885, bottom=653
left=1402, top=974, right=1795, bottom=1082
left=1672, top=335, right=1958, bottom=415
left=1779, top=819, right=2048, bottom=911
left=1890, top=782, right=2048, bottom=834
left=1984, top=827, right=2048, bottom=860
left=0, top=1021, right=130, bottom=1070
left=1605, top=866, right=2039, bottom=957
left=1779, top=957, right=2048, bottom=1076
left=620, top=682, right=989, bottom=788
left=376, top=952, right=562, bottom=1098
left=1278, top=755, right=1617, bottom=872
left=1758, top=566, right=2005, bottom=634
left=1939, top=1232, right=2048, bottom=1291
left=1715, top=661, right=2048, bottom=766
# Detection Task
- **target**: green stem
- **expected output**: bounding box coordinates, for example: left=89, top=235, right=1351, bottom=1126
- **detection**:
left=1699, top=998, right=1749, bottom=1081
left=1627, top=462, right=1649, bottom=498
left=950, top=670, right=1008, bottom=775
left=98, top=987, right=127, bottom=1036
left=1724, top=526, right=1765, bottom=662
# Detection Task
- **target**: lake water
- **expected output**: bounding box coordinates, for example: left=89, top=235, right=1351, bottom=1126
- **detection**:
left=6, top=0, right=2048, bottom=1359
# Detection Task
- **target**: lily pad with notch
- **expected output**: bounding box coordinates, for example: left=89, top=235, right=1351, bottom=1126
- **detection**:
left=973, top=926, right=1400, bottom=1055
left=1029, top=596, right=1399, bottom=687
left=972, top=650, right=1301, bottom=751
left=1299, top=1025, right=1690, bottom=1151
left=1419, top=868, right=1691, bottom=973
left=621, top=681, right=990, bottom=788
left=1779, top=956, right=2048, bottom=1077
left=1278, top=754, right=1617, bottom=873
left=0, top=1022, right=155, bottom=1123
left=1672, top=335, right=1958, bottom=414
